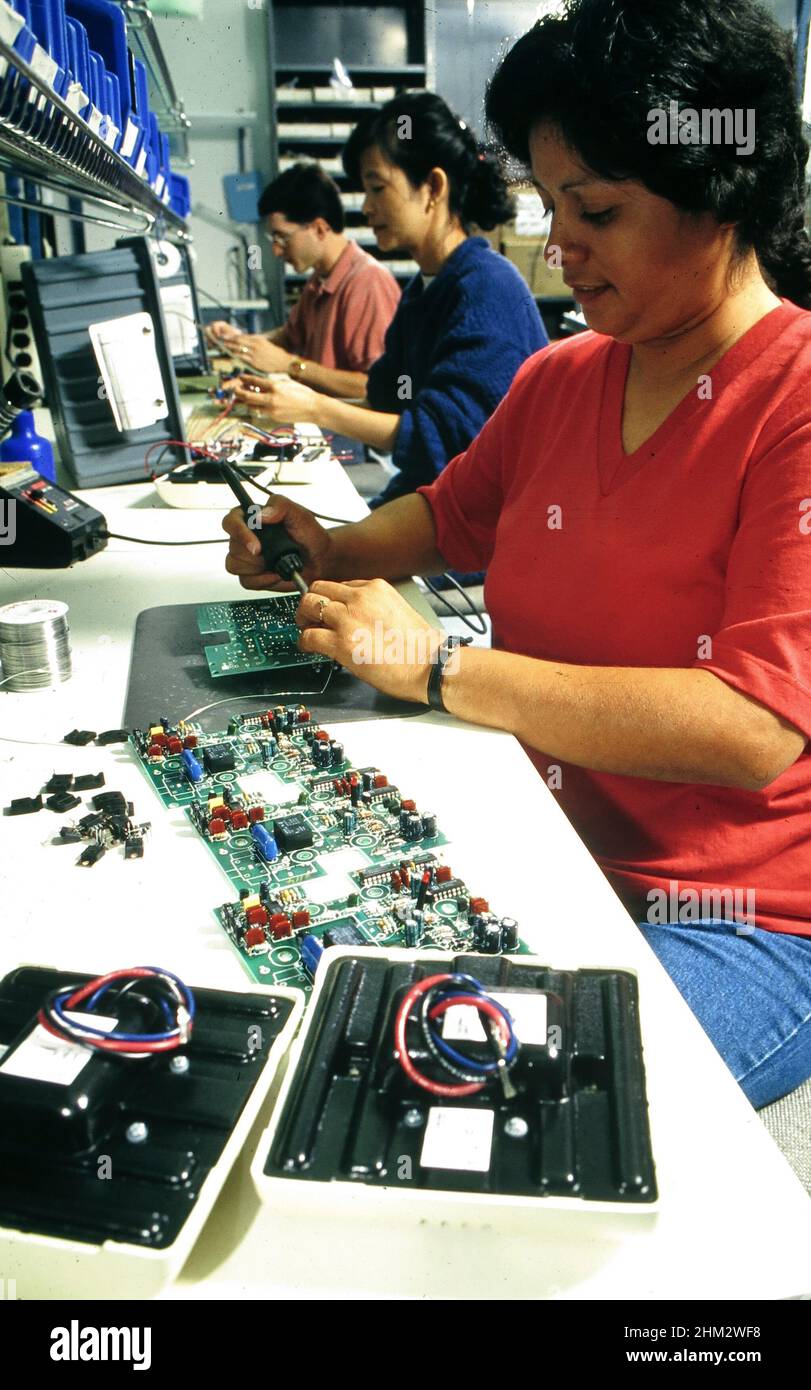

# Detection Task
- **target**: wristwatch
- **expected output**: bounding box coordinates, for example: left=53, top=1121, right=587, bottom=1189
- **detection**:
left=426, top=635, right=472, bottom=711
left=288, top=358, right=306, bottom=378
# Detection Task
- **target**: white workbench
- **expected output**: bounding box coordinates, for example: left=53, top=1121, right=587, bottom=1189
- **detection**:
left=1, top=459, right=810, bottom=1302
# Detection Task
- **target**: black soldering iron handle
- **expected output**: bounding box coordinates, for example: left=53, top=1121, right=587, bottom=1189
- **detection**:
left=257, top=519, right=307, bottom=587
left=219, top=459, right=307, bottom=587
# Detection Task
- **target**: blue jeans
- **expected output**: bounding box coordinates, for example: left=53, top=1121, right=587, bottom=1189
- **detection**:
left=635, top=918, right=811, bottom=1108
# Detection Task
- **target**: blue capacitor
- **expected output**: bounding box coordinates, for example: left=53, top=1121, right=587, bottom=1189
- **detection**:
left=404, top=917, right=421, bottom=948
left=181, top=749, right=203, bottom=783
left=343, top=810, right=357, bottom=836
left=300, top=933, right=324, bottom=977
left=251, top=823, right=278, bottom=862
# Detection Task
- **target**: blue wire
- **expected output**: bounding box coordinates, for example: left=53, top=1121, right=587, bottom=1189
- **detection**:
left=426, top=977, right=519, bottom=1074
left=54, top=967, right=196, bottom=1044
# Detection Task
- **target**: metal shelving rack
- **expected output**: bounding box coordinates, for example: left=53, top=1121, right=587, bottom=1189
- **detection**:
left=118, top=0, right=191, bottom=165
left=268, top=2, right=434, bottom=316
left=0, top=25, right=188, bottom=239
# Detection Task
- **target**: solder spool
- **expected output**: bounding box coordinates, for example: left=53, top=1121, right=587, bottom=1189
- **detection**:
left=0, top=599, right=72, bottom=691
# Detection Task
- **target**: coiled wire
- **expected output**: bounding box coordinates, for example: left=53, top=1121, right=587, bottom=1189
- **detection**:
left=0, top=599, right=72, bottom=691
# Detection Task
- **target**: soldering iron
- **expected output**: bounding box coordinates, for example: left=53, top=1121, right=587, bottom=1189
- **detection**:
left=218, top=459, right=309, bottom=595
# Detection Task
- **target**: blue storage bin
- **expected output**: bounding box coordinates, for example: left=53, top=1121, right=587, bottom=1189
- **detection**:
left=4, top=2, right=39, bottom=64
left=64, top=15, right=90, bottom=113
left=131, top=57, right=150, bottom=174
left=28, top=0, right=70, bottom=96
left=103, top=68, right=120, bottom=145
left=146, top=111, right=160, bottom=188
left=168, top=172, right=191, bottom=219
left=65, top=0, right=133, bottom=152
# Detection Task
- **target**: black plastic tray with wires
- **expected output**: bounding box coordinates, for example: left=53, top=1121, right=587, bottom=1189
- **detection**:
left=263, top=952, right=658, bottom=1203
left=0, top=966, right=296, bottom=1249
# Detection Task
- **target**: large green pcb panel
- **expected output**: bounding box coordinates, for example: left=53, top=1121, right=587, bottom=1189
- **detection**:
left=133, top=705, right=528, bottom=991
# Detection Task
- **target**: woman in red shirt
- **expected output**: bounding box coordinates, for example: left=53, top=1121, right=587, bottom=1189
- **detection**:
left=223, top=0, right=811, bottom=1108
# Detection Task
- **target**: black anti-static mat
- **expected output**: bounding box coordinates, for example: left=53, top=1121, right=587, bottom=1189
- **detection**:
left=124, top=603, right=425, bottom=733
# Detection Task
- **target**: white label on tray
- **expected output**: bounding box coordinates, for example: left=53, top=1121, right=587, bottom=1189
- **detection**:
left=0, top=2, right=24, bottom=46
left=420, top=1106, right=494, bottom=1172
left=30, top=43, right=58, bottom=89
left=65, top=80, right=87, bottom=113
left=0, top=1011, right=118, bottom=1086
left=441, top=990, right=548, bottom=1047
left=120, top=119, right=139, bottom=159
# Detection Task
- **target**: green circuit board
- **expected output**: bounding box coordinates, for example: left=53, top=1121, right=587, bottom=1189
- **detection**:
left=132, top=705, right=528, bottom=991
left=197, top=595, right=330, bottom=678
left=216, top=852, right=529, bottom=991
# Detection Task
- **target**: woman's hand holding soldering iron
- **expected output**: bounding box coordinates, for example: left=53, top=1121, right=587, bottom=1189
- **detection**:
left=222, top=495, right=334, bottom=590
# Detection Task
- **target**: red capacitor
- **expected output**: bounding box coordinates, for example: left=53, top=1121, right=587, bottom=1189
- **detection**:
left=400, top=866, right=411, bottom=888
left=246, top=905, right=269, bottom=927
left=470, top=896, right=490, bottom=914
left=231, top=811, right=249, bottom=830
left=152, top=732, right=168, bottom=748
left=244, top=926, right=266, bottom=948
left=374, top=774, right=388, bottom=788
left=269, top=913, right=292, bottom=940
left=436, top=865, right=452, bottom=883
left=248, top=805, right=265, bottom=823
left=292, top=909, right=310, bottom=928
left=167, top=736, right=182, bottom=754
left=391, top=871, right=402, bottom=891
left=401, top=799, right=416, bottom=813
left=147, top=744, right=163, bottom=758
left=208, top=818, right=226, bottom=837
left=315, top=730, right=330, bottom=742
left=260, top=713, right=271, bottom=728
left=298, top=708, right=311, bottom=723
left=183, top=735, right=197, bottom=749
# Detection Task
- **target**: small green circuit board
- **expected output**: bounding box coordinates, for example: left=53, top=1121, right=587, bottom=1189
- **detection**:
left=197, top=596, right=329, bottom=679
left=132, top=706, right=528, bottom=991
left=216, top=857, right=530, bottom=991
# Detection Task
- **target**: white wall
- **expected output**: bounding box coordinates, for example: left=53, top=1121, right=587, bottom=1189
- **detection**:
left=154, top=0, right=274, bottom=310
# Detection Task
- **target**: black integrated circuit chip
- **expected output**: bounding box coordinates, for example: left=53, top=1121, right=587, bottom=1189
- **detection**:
left=202, top=744, right=236, bottom=775
left=273, top=814, right=314, bottom=852
left=323, top=922, right=365, bottom=948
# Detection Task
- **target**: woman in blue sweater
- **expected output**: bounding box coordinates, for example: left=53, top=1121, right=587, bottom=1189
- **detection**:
left=231, top=93, right=547, bottom=503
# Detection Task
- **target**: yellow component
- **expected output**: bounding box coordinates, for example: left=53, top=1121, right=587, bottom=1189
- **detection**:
left=208, top=797, right=225, bottom=813
left=149, top=725, right=163, bottom=737
left=242, top=894, right=261, bottom=912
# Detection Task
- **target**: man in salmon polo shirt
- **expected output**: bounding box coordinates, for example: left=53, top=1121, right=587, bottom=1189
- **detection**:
left=207, top=162, right=400, bottom=399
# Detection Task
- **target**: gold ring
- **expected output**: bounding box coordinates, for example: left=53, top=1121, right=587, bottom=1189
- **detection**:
left=317, top=597, right=329, bottom=626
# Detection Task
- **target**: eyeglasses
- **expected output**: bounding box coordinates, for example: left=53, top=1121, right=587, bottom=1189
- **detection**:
left=265, top=225, right=306, bottom=248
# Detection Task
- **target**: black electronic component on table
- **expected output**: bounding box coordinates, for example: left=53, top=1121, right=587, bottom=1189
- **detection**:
left=263, top=951, right=658, bottom=1205
left=0, top=462, right=107, bottom=567
left=0, top=965, right=296, bottom=1251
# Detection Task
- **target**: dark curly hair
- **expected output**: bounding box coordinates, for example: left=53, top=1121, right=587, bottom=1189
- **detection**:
left=343, top=91, right=515, bottom=232
left=485, top=0, right=811, bottom=307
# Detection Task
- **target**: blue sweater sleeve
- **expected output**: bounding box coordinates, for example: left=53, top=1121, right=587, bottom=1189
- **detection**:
left=372, top=263, right=545, bottom=503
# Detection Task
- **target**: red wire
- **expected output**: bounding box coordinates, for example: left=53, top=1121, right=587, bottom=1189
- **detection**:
left=37, top=968, right=188, bottom=1055
left=394, top=974, right=486, bottom=1098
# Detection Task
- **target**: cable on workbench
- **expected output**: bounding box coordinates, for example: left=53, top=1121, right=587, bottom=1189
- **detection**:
left=420, top=573, right=488, bottom=636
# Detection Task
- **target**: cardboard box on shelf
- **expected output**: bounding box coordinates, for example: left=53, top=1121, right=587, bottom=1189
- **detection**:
left=501, top=235, right=568, bottom=297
